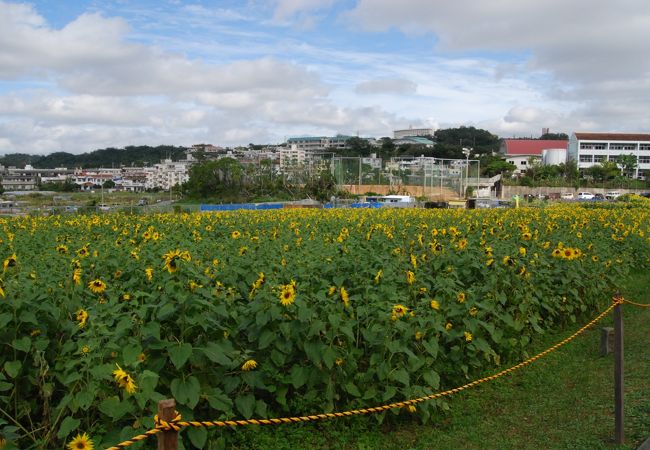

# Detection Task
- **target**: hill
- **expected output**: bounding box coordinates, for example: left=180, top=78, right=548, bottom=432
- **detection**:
left=0, top=145, right=187, bottom=169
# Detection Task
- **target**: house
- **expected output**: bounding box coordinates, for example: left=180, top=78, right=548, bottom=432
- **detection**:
left=500, top=139, right=568, bottom=175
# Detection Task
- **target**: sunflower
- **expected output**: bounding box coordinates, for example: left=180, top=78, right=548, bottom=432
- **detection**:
left=406, top=270, right=416, bottom=285
left=430, top=299, right=440, bottom=310
left=374, top=269, right=383, bottom=284
left=67, top=432, right=94, bottom=450
left=241, top=359, right=258, bottom=371
left=56, top=245, right=68, bottom=254
left=410, top=254, right=418, bottom=268
left=72, top=268, right=82, bottom=285
left=279, top=281, right=296, bottom=306
left=464, top=331, right=473, bottom=342
left=2, top=253, right=17, bottom=271
left=163, top=249, right=182, bottom=273
left=112, top=364, right=137, bottom=394
left=76, top=309, right=89, bottom=328
left=327, top=286, right=337, bottom=296
left=231, top=230, right=241, bottom=239
left=392, top=304, right=408, bottom=317
left=251, top=272, right=265, bottom=291
left=87, top=279, right=106, bottom=294
left=456, top=292, right=466, bottom=303
left=552, top=248, right=562, bottom=258
left=340, top=286, right=350, bottom=308
left=145, top=267, right=153, bottom=281
left=76, top=246, right=89, bottom=258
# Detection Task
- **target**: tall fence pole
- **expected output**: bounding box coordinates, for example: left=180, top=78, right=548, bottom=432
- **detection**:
left=157, top=398, right=179, bottom=450
left=614, top=300, right=624, bottom=445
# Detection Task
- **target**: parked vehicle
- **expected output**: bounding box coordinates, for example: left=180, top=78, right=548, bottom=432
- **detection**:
left=605, top=191, right=622, bottom=199
left=98, top=203, right=110, bottom=211
left=577, top=192, right=595, bottom=200
left=137, top=199, right=148, bottom=206
left=594, top=193, right=605, bottom=200
left=561, top=192, right=574, bottom=199
left=64, top=205, right=78, bottom=213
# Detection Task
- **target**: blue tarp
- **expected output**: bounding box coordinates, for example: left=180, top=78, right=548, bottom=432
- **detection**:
left=199, top=203, right=284, bottom=211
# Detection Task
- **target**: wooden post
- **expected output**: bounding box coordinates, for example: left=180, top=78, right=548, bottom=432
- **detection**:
left=614, top=302, right=624, bottom=445
left=157, top=399, right=179, bottom=450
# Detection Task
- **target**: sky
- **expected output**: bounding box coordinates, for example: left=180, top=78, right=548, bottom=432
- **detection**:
left=1, top=0, right=650, bottom=154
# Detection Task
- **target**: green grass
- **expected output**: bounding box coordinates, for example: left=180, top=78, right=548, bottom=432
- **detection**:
left=223, top=272, right=650, bottom=450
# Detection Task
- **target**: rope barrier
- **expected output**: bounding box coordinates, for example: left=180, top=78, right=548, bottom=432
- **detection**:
left=623, top=299, right=650, bottom=308
left=105, top=297, right=635, bottom=450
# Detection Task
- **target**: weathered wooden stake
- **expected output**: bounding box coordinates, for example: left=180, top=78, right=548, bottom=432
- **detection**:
left=157, top=398, right=179, bottom=450
left=614, top=302, right=624, bottom=445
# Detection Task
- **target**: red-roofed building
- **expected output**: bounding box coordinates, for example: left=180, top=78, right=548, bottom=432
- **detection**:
left=499, top=139, right=568, bottom=175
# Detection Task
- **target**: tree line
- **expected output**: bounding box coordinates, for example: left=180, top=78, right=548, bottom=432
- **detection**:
left=0, top=145, right=187, bottom=169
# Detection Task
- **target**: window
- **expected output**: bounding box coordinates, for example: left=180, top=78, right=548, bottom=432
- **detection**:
left=580, top=154, right=593, bottom=163
left=610, top=143, right=637, bottom=150
left=639, top=156, right=650, bottom=164
left=580, top=142, right=606, bottom=150
left=609, top=155, right=619, bottom=162
left=593, top=155, right=606, bottom=162
left=640, top=144, right=650, bottom=151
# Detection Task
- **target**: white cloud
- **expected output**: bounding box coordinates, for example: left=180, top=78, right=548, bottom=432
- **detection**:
left=355, top=78, right=417, bottom=95
left=272, top=0, right=339, bottom=21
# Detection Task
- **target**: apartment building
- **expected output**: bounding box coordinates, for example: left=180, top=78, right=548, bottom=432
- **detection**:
left=568, top=132, right=650, bottom=178
left=145, top=159, right=190, bottom=190
left=393, top=127, right=434, bottom=139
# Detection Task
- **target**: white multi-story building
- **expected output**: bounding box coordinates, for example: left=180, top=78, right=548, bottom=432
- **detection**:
left=145, top=159, right=190, bottom=190
left=279, top=145, right=306, bottom=171
left=568, top=132, right=650, bottom=178
left=393, top=127, right=434, bottom=139
left=286, top=135, right=353, bottom=152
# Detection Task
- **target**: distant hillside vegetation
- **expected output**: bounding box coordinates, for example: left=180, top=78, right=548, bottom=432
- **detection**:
left=0, top=145, right=188, bottom=169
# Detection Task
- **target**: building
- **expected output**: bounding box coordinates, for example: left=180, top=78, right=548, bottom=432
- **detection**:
left=500, top=139, right=568, bottom=175
left=286, top=135, right=353, bottom=152
left=568, top=132, right=650, bottom=178
left=145, top=159, right=190, bottom=190
left=393, top=136, right=435, bottom=147
left=1, top=165, right=74, bottom=191
left=393, top=127, right=434, bottom=139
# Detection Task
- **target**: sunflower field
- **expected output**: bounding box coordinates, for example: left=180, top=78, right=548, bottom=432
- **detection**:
left=0, top=201, right=649, bottom=449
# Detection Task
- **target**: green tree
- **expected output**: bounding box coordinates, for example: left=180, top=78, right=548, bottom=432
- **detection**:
left=617, top=154, right=637, bottom=177
left=586, top=161, right=620, bottom=182
left=342, top=137, right=372, bottom=156
left=484, top=159, right=516, bottom=177
left=539, top=132, right=569, bottom=140
left=434, top=126, right=500, bottom=156
left=184, top=158, right=244, bottom=198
